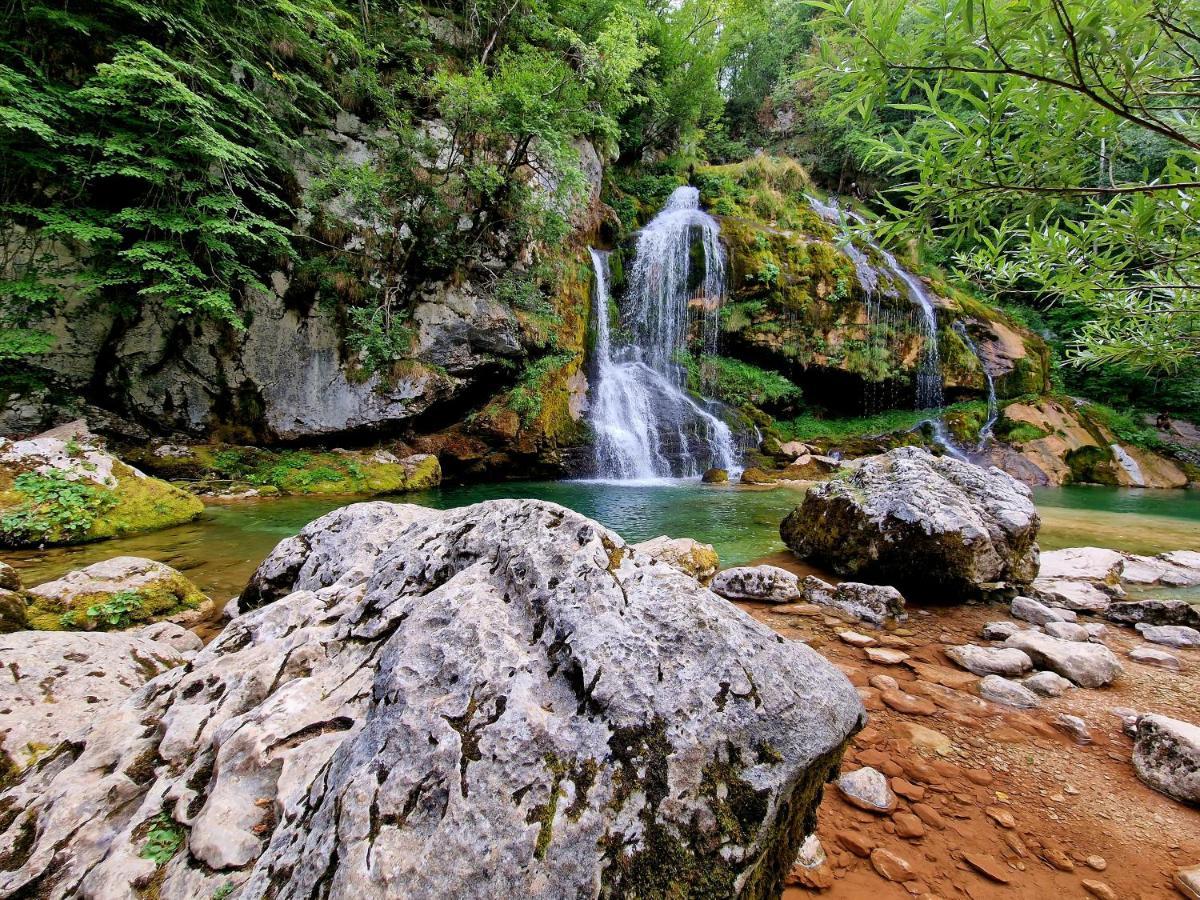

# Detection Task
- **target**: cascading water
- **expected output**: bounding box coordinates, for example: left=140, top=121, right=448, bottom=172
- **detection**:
left=807, top=196, right=944, bottom=411
left=587, top=187, right=741, bottom=480
left=953, top=321, right=999, bottom=448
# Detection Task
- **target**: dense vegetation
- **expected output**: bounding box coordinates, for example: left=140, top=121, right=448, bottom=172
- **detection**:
left=1, top=0, right=1195, bottom=427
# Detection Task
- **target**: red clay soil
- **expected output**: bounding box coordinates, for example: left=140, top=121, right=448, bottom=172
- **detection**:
left=740, top=591, right=1200, bottom=900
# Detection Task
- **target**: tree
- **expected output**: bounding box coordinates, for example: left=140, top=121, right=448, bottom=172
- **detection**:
left=804, top=0, right=1200, bottom=371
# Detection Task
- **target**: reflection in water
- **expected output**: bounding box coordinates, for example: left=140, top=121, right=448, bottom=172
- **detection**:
left=4, top=482, right=1197, bottom=605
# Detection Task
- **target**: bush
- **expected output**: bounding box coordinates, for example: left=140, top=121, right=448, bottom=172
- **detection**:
left=0, top=470, right=116, bottom=545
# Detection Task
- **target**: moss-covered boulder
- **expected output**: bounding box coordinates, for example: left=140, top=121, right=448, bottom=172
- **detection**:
left=0, top=433, right=203, bottom=548
left=128, top=444, right=441, bottom=496
left=25, top=556, right=208, bottom=631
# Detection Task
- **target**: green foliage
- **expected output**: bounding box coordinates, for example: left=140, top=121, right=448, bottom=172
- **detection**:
left=1082, top=402, right=1163, bottom=450
left=777, top=401, right=986, bottom=442
left=0, top=469, right=116, bottom=544
left=139, top=813, right=184, bottom=865
left=212, top=885, right=235, bottom=900
left=85, top=589, right=144, bottom=628
left=507, top=351, right=573, bottom=425
left=680, top=352, right=802, bottom=411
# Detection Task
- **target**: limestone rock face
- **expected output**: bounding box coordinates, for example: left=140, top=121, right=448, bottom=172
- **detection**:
left=0, top=628, right=190, bottom=774
left=711, top=565, right=800, bottom=603
left=1132, top=714, right=1200, bottom=804
left=1003, top=632, right=1123, bottom=688
left=1038, top=548, right=1124, bottom=586
left=780, top=447, right=1039, bottom=598
left=632, top=535, right=720, bottom=585
left=0, top=499, right=864, bottom=900
left=238, top=501, right=441, bottom=609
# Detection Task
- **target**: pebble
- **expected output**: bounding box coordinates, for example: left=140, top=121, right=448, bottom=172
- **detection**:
left=865, top=647, right=910, bottom=665
left=1085, top=855, right=1107, bottom=871
left=964, top=768, right=994, bottom=786
left=911, top=803, right=946, bottom=829
left=881, top=688, right=938, bottom=716
left=1038, top=845, right=1075, bottom=872
left=978, top=674, right=1041, bottom=709
left=840, top=630, right=877, bottom=647
left=1044, top=620, right=1090, bottom=642
left=870, top=847, right=916, bottom=882
left=1053, top=713, right=1093, bottom=745
left=893, top=812, right=925, bottom=839
left=869, top=674, right=899, bottom=690
left=1022, top=670, right=1074, bottom=697
left=1002, top=832, right=1029, bottom=858
left=836, top=829, right=875, bottom=857
left=1175, top=864, right=1200, bottom=899
left=1082, top=880, right=1117, bottom=900
left=904, top=661, right=978, bottom=689
left=983, top=805, right=1016, bottom=829
left=981, top=621, right=1021, bottom=641
left=838, top=767, right=898, bottom=813
left=963, top=850, right=1011, bottom=883
left=1129, top=645, right=1182, bottom=670
left=891, top=777, right=925, bottom=802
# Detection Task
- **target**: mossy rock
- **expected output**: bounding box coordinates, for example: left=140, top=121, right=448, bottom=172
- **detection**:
left=1065, top=445, right=1119, bottom=485
left=25, top=556, right=207, bottom=631
left=0, top=438, right=203, bottom=548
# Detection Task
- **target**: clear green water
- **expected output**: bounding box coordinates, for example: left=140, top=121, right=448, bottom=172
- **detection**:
left=4, top=481, right=1197, bottom=604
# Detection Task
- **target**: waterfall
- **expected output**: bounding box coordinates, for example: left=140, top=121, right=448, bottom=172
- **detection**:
left=807, top=196, right=944, bottom=411
left=1111, top=444, right=1147, bottom=487
left=587, top=188, right=740, bottom=480
left=953, top=321, right=998, bottom=448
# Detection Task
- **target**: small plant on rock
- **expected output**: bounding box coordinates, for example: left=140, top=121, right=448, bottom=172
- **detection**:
left=86, top=590, right=145, bottom=629
left=139, top=812, right=184, bottom=864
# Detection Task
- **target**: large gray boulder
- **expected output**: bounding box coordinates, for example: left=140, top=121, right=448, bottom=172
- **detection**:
left=1003, top=631, right=1123, bottom=688
left=1132, top=714, right=1200, bottom=804
left=0, top=499, right=863, bottom=900
left=780, top=447, right=1039, bottom=598
left=238, top=501, right=440, bottom=609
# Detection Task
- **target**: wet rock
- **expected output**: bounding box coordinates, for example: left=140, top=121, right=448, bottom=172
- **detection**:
left=0, top=628, right=189, bottom=774
left=1038, top=547, right=1124, bottom=586
left=1132, top=714, right=1200, bottom=803
left=0, top=499, right=865, bottom=899
left=1003, top=631, right=1123, bottom=687
left=1043, top=621, right=1090, bottom=642
left=870, top=847, right=916, bottom=882
left=780, top=446, right=1040, bottom=598
left=1134, top=622, right=1200, bottom=648
left=240, top=501, right=441, bottom=609
left=26, top=556, right=207, bottom=631
left=1052, top=713, right=1092, bottom=745
left=780, top=455, right=844, bottom=481
left=981, top=621, right=1021, bottom=641
left=1130, top=645, right=1182, bottom=670
left=802, top=577, right=907, bottom=626
left=710, top=564, right=799, bottom=603
left=631, top=535, right=720, bottom=585
left=1030, top=578, right=1112, bottom=612
left=1022, top=671, right=1074, bottom=697
left=945, top=644, right=1033, bottom=677
left=740, top=466, right=779, bottom=485
left=1011, top=595, right=1076, bottom=625
left=1104, top=598, right=1200, bottom=630
left=700, top=467, right=728, bottom=484
left=978, top=674, right=1041, bottom=709
left=838, top=766, right=898, bottom=813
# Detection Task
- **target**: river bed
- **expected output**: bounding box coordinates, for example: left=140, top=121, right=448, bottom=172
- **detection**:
left=4, top=482, right=1198, bottom=604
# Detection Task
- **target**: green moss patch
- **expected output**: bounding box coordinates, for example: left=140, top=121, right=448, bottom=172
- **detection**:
left=26, top=571, right=206, bottom=632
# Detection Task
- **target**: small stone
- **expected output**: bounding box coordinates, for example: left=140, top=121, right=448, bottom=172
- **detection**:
left=1109, top=706, right=1140, bottom=737
left=1081, top=880, right=1117, bottom=900
left=1011, top=595, right=1076, bottom=625
left=1021, top=670, right=1074, bottom=697
left=869, top=674, right=899, bottom=691
left=1134, top=622, right=1200, bottom=648
left=911, top=803, right=946, bottom=830
left=983, top=805, right=1016, bottom=829
left=978, top=674, right=1041, bottom=709
left=837, top=829, right=875, bottom=857
left=893, top=812, right=925, bottom=839
left=1084, top=623, right=1108, bottom=641
left=881, top=689, right=938, bottom=716
left=963, top=851, right=1011, bottom=883
left=840, top=630, right=877, bottom=647
left=945, top=644, right=1033, bottom=677
left=964, top=768, right=994, bottom=786
left=1043, top=621, right=1090, bottom=642
left=1038, top=845, right=1075, bottom=871
left=1053, top=713, right=1092, bottom=745
left=981, top=621, right=1021, bottom=641
left=1129, top=645, right=1181, bottom=670
left=870, top=847, right=916, bottom=882
left=1085, top=855, right=1107, bottom=871
left=1003, top=631, right=1124, bottom=687
left=786, top=833, right=835, bottom=889
left=890, top=777, right=925, bottom=801
left=1002, top=832, right=1029, bottom=858
left=1133, top=714, right=1200, bottom=803
left=904, top=661, right=978, bottom=689
left=894, top=721, right=952, bottom=755
left=865, top=647, right=910, bottom=665
left=838, top=767, right=898, bottom=813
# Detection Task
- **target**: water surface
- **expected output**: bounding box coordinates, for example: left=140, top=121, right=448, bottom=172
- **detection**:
left=5, top=482, right=1196, bottom=604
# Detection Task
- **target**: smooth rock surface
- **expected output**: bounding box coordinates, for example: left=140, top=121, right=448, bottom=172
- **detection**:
left=1129, top=645, right=1182, bottom=670
left=1132, top=714, right=1200, bottom=804
left=945, top=644, right=1033, bottom=677
left=1022, top=671, right=1074, bottom=697
left=1011, top=595, right=1076, bottom=625
left=710, top=564, right=800, bottom=604
left=631, top=535, right=720, bottom=585
left=978, top=675, right=1041, bottom=709
left=780, top=447, right=1040, bottom=597
left=837, top=767, right=897, bottom=813
left=0, top=499, right=865, bottom=900
left=1134, top=623, right=1200, bottom=648
left=1004, top=631, right=1123, bottom=687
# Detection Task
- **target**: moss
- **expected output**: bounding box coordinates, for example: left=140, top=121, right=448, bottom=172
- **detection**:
left=993, top=417, right=1051, bottom=443
left=25, top=571, right=206, bottom=632
left=1066, top=444, right=1119, bottom=485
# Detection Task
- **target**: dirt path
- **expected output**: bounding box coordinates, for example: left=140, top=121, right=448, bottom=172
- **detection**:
left=741, top=597, right=1200, bottom=899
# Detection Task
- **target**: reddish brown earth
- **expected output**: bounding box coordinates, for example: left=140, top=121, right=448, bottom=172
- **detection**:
left=740, top=579, right=1200, bottom=899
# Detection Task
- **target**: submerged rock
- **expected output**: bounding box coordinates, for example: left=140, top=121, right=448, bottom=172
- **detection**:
left=1132, top=714, right=1200, bottom=804
left=0, top=499, right=864, bottom=899
left=1003, top=631, right=1123, bottom=687
left=25, top=556, right=207, bottom=631
left=633, top=535, right=720, bottom=584
left=780, top=447, right=1039, bottom=598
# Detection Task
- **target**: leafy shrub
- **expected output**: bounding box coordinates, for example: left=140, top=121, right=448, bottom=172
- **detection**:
left=140, top=813, right=185, bottom=864
left=85, top=590, right=145, bottom=628
left=681, top=353, right=801, bottom=411
left=0, top=470, right=116, bottom=544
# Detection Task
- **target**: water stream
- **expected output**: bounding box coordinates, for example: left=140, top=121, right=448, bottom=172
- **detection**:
left=953, top=321, right=999, bottom=448
left=587, top=187, right=740, bottom=480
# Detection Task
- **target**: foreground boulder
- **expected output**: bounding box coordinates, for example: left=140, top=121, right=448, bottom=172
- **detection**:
left=1132, top=714, right=1200, bottom=804
left=1003, top=631, right=1123, bottom=687
left=0, top=429, right=203, bottom=547
left=0, top=499, right=864, bottom=899
left=632, top=535, right=720, bottom=584
left=780, top=447, right=1039, bottom=598
left=0, top=627, right=194, bottom=775
left=25, top=556, right=208, bottom=631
